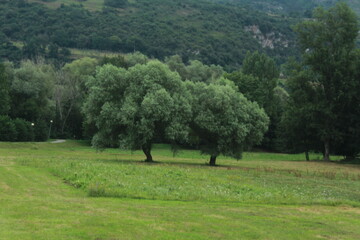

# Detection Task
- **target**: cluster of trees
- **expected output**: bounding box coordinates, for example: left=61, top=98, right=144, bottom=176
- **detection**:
left=0, top=52, right=270, bottom=165
left=83, top=60, right=269, bottom=165
left=0, top=2, right=359, bottom=162
left=280, top=3, right=360, bottom=161
left=0, top=60, right=56, bottom=141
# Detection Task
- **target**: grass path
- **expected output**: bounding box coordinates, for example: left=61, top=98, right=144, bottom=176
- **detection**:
left=1, top=152, right=360, bottom=239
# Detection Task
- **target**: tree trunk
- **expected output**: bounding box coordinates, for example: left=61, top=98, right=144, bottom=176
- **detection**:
left=305, top=151, right=310, bottom=161
left=209, top=155, right=217, bottom=166
left=323, top=140, right=330, bottom=161
left=142, top=143, right=153, bottom=162
left=60, top=101, right=74, bottom=135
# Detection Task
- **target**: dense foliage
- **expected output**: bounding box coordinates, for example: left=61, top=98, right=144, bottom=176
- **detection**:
left=225, top=51, right=282, bottom=150
left=0, top=63, right=10, bottom=115
left=211, top=0, right=360, bottom=19
left=283, top=3, right=360, bottom=160
left=84, top=61, right=193, bottom=162
left=186, top=81, right=269, bottom=165
left=0, top=0, right=298, bottom=69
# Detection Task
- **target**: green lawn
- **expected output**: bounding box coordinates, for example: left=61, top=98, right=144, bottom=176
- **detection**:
left=1, top=141, right=360, bottom=239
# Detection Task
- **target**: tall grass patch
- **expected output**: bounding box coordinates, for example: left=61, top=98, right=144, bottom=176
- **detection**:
left=5, top=141, right=360, bottom=206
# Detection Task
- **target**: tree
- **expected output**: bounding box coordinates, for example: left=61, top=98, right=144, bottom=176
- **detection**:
left=124, top=52, right=149, bottom=67
left=10, top=60, right=55, bottom=129
left=13, top=118, right=34, bottom=142
left=100, top=55, right=128, bottom=69
left=241, top=51, right=279, bottom=113
left=165, top=55, right=224, bottom=83
left=224, top=71, right=264, bottom=105
left=184, top=60, right=223, bottom=83
left=185, top=81, right=269, bottom=166
left=294, top=2, right=360, bottom=161
left=0, top=63, right=10, bottom=115
left=165, top=55, right=187, bottom=79
left=279, top=64, right=321, bottom=160
left=0, top=116, right=17, bottom=141
left=225, top=51, right=280, bottom=150
left=332, top=49, right=360, bottom=160
left=55, top=57, right=97, bottom=137
left=83, top=61, right=192, bottom=162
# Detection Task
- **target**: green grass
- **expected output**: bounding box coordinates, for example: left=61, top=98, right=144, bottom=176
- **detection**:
left=28, top=0, right=104, bottom=11
left=69, top=48, right=120, bottom=59
left=1, top=141, right=360, bottom=239
left=10, top=40, right=120, bottom=60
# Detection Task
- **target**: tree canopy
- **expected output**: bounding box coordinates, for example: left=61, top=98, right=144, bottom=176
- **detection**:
left=0, top=63, right=10, bottom=115
left=84, top=61, right=192, bottom=162
left=293, top=2, right=360, bottom=160
left=186, top=81, right=269, bottom=165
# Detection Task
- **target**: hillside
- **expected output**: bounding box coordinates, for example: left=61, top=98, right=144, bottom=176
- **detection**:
left=0, top=0, right=358, bottom=68
left=0, top=0, right=298, bottom=69
left=210, top=0, right=360, bottom=16
left=30, top=0, right=360, bottom=15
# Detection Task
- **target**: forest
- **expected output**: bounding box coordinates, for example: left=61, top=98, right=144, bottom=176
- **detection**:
left=0, top=0, right=300, bottom=70
left=0, top=2, right=359, bottom=163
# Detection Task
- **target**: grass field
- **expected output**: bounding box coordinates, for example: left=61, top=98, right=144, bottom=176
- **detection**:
left=28, top=0, right=105, bottom=11
left=69, top=48, right=120, bottom=60
left=1, top=141, right=360, bottom=239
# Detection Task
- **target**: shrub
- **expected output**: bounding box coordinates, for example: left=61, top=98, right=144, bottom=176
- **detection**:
left=0, top=115, right=17, bottom=141
left=13, top=118, right=34, bottom=141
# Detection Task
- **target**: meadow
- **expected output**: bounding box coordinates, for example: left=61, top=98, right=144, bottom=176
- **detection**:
left=28, top=0, right=105, bottom=11
left=1, top=141, right=360, bottom=239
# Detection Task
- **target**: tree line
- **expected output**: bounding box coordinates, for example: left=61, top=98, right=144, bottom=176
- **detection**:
left=0, top=3, right=359, bottom=163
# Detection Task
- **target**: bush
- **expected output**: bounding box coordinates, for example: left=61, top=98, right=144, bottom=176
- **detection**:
left=13, top=118, right=34, bottom=141
left=0, top=115, right=17, bottom=141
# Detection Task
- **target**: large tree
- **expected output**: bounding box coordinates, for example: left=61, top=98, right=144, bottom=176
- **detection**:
left=225, top=51, right=280, bottom=150
left=241, top=51, right=279, bottom=114
left=0, top=63, right=10, bottom=115
left=294, top=2, right=360, bottom=160
left=10, top=60, right=54, bottom=121
left=83, top=61, right=192, bottom=162
left=333, top=49, right=360, bottom=160
left=185, top=81, right=269, bottom=166
left=54, top=57, right=98, bottom=137
left=279, top=65, right=321, bottom=160
left=8, top=60, right=55, bottom=141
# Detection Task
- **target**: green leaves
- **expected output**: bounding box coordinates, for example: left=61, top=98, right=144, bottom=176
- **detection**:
left=186, top=81, right=269, bottom=161
left=10, top=60, right=55, bottom=122
left=84, top=59, right=269, bottom=163
left=288, top=2, right=360, bottom=159
left=84, top=61, right=192, bottom=158
left=0, top=63, right=10, bottom=115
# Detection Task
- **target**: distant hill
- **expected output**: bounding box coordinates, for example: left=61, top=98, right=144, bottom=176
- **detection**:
left=209, top=0, right=360, bottom=16
left=0, top=0, right=358, bottom=68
